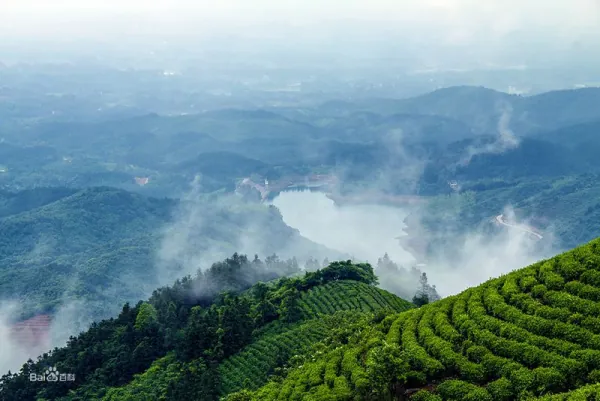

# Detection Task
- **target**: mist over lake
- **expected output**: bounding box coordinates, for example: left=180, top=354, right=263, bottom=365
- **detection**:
left=271, top=190, right=415, bottom=265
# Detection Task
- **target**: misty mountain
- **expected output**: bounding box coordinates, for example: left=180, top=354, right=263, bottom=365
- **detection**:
left=323, top=86, right=600, bottom=137
left=0, top=186, right=336, bottom=321
left=1, top=86, right=598, bottom=198
left=350, top=86, right=515, bottom=133
left=451, top=138, right=587, bottom=180
left=174, top=152, right=274, bottom=182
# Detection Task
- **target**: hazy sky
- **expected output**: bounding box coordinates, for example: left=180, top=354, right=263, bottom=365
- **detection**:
left=2, top=0, right=598, bottom=41
left=1, top=0, right=598, bottom=70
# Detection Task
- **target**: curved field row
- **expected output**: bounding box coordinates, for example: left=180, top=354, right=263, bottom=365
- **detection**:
left=219, top=281, right=412, bottom=396
left=230, top=238, right=600, bottom=400
left=299, top=280, right=413, bottom=319
left=219, top=318, right=330, bottom=394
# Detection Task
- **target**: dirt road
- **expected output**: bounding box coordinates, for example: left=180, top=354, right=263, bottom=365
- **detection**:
left=495, top=214, right=543, bottom=239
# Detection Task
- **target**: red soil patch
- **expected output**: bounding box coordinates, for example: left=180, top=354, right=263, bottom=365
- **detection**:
left=9, top=314, right=52, bottom=348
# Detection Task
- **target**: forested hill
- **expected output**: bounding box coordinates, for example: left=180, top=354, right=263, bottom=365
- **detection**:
left=0, top=186, right=335, bottom=321
left=0, top=258, right=413, bottom=401
left=232, top=237, right=600, bottom=401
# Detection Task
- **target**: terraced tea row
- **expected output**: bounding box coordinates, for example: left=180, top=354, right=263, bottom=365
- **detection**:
left=298, top=280, right=412, bottom=319
left=229, top=238, right=600, bottom=400
left=219, top=281, right=413, bottom=396
left=220, top=316, right=333, bottom=394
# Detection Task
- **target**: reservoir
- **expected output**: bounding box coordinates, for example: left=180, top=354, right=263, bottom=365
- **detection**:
left=270, top=190, right=415, bottom=266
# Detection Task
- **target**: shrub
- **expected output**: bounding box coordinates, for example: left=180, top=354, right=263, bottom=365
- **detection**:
left=436, top=380, right=493, bottom=401
left=486, top=377, right=514, bottom=401
left=531, top=367, right=567, bottom=394
left=588, top=369, right=600, bottom=383
left=410, top=390, right=443, bottom=401
left=508, top=368, right=534, bottom=394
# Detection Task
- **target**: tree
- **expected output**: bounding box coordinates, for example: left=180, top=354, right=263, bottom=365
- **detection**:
left=252, top=254, right=264, bottom=269
left=289, top=256, right=299, bottom=272
left=265, top=254, right=280, bottom=266
left=304, top=257, right=321, bottom=271
left=279, top=288, right=302, bottom=323
left=166, top=359, right=220, bottom=401
left=223, top=389, right=253, bottom=401
left=177, top=305, right=219, bottom=361
left=377, top=252, right=399, bottom=273
left=135, top=302, right=158, bottom=333
left=412, top=272, right=440, bottom=306
left=321, top=260, right=378, bottom=286
left=254, top=297, right=278, bottom=326
left=219, top=296, right=254, bottom=357
left=162, top=302, right=179, bottom=349
left=251, top=282, right=269, bottom=301
left=131, top=339, right=157, bottom=371
left=412, top=292, right=430, bottom=307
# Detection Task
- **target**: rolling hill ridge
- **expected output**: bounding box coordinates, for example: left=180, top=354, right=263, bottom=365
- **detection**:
left=7, top=239, right=600, bottom=399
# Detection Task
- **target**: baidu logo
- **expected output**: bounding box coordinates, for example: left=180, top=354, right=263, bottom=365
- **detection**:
left=29, top=366, right=75, bottom=383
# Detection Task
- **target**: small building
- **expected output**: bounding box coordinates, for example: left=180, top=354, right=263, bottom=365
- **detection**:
left=135, top=177, right=149, bottom=186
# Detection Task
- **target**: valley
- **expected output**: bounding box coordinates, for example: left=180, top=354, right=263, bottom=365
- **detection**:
left=2, top=57, right=600, bottom=400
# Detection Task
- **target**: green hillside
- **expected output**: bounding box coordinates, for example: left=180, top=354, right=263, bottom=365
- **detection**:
left=415, top=172, right=600, bottom=254
left=232, top=238, right=600, bottom=400
left=9, top=238, right=600, bottom=400
left=0, top=186, right=173, bottom=319
left=0, top=186, right=332, bottom=321
left=220, top=282, right=412, bottom=395
left=96, top=280, right=412, bottom=401
left=0, top=260, right=412, bottom=401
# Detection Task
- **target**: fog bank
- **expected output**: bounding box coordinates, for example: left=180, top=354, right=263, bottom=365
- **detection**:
left=273, top=190, right=557, bottom=297
left=272, top=190, right=415, bottom=264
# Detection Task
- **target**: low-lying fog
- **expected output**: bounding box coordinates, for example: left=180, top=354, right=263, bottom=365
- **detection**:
left=271, top=190, right=414, bottom=264
left=272, top=190, right=556, bottom=297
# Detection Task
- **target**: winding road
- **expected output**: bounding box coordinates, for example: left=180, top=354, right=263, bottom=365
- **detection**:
left=495, top=214, right=543, bottom=240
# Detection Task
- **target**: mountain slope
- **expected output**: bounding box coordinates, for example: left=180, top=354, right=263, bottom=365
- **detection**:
left=0, top=186, right=173, bottom=319
left=0, top=260, right=413, bottom=401
left=219, top=281, right=413, bottom=395
left=234, top=237, right=600, bottom=400
left=0, top=187, right=334, bottom=321
left=322, top=86, right=600, bottom=137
